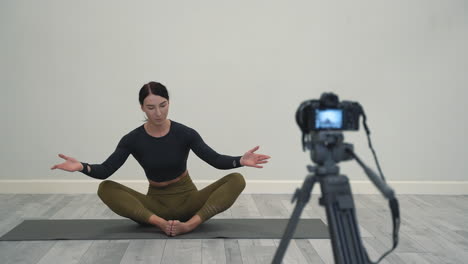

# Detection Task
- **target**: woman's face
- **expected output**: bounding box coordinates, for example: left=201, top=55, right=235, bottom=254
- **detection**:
left=141, top=94, right=170, bottom=125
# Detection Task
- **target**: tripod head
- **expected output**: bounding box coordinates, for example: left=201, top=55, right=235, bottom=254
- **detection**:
left=305, top=131, right=354, bottom=176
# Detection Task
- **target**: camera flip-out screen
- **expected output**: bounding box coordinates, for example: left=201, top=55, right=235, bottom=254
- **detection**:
left=315, top=109, right=343, bottom=129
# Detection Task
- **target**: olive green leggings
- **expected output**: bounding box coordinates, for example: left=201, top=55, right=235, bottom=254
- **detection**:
left=97, top=172, right=246, bottom=224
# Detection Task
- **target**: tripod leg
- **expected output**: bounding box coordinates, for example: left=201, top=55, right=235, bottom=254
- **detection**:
left=272, top=174, right=317, bottom=264
left=320, top=175, right=369, bottom=264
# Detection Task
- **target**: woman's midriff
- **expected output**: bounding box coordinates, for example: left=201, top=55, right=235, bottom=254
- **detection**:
left=148, top=170, right=189, bottom=188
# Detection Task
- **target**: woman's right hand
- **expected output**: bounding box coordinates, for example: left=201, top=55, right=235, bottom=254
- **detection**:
left=50, top=154, right=83, bottom=172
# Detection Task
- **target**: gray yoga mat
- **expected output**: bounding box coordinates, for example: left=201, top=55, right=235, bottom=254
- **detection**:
left=0, top=218, right=329, bottom=241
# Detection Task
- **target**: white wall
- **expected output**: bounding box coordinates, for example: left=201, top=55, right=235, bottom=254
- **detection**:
left=1, top=0, right=467, bottom=193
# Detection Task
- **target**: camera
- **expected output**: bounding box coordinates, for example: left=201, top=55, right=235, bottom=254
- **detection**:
left=296, top=92, right=363, bottom=133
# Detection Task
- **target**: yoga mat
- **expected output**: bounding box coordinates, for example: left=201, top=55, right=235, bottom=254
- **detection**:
left=0, top=218, right=329, bottom=241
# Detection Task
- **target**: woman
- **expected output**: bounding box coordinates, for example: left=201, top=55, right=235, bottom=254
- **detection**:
left=51, top=81, right=271, bottom=237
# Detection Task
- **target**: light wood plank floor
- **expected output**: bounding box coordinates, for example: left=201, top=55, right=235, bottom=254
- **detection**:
left=1, top=193, right=467, bottom=264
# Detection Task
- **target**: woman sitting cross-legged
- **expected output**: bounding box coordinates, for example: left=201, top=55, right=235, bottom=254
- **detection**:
left=51, top=81, right=271, bottom=236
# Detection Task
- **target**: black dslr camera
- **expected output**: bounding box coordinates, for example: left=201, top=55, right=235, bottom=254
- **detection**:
left=296, top=92, right=363, bottom=133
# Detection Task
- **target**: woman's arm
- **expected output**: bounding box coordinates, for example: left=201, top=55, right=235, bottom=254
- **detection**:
left=190, top=129, right=270, bottom=169
left=190, top=129, right=243, bottom=169
left=79, top=135, right=132, bottom=179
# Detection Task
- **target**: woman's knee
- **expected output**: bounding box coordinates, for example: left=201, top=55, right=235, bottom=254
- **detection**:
left=97, top=180, right=118, bottom=199
left=227, top=172, right=246, bottom=191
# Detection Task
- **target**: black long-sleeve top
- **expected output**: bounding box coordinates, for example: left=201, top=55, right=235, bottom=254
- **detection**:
left=80, top=120, right=243, bottom=182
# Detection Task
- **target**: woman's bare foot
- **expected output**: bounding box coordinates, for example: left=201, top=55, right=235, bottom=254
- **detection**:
left=170, top=220, right=193, bottom=236
left=170, top=215, right=203, bottom=237
left=159, top=220, right=173, bottom=236
left=149, top=215, right=173, bottom=236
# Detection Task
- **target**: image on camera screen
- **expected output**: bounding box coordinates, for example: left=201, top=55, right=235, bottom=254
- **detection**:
left=315, top=109, right=343, bottom=129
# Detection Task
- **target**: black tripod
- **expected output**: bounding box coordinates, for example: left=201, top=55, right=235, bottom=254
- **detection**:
left=272, top=131, right=398, bottom=264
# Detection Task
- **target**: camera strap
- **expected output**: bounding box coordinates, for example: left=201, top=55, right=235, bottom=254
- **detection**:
left=360, top=109, right=401, bottom=264
left=348, top=146, right=401, bottom=264
left=369, top=198, right=400, bottom=264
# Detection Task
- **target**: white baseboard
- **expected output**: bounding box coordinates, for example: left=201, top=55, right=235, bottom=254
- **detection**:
left=0, top=180, right=467, bottom=195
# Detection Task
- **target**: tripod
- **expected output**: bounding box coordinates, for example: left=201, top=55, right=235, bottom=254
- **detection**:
left=272, top=131, right=398, bottom=264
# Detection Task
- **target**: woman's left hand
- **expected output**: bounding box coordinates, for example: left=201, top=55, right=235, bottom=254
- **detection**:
left=240, top=146, right=271, bottom=168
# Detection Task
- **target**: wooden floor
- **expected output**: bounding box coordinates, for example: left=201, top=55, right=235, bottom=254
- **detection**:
left=0, top=193, right=467, bottom=264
